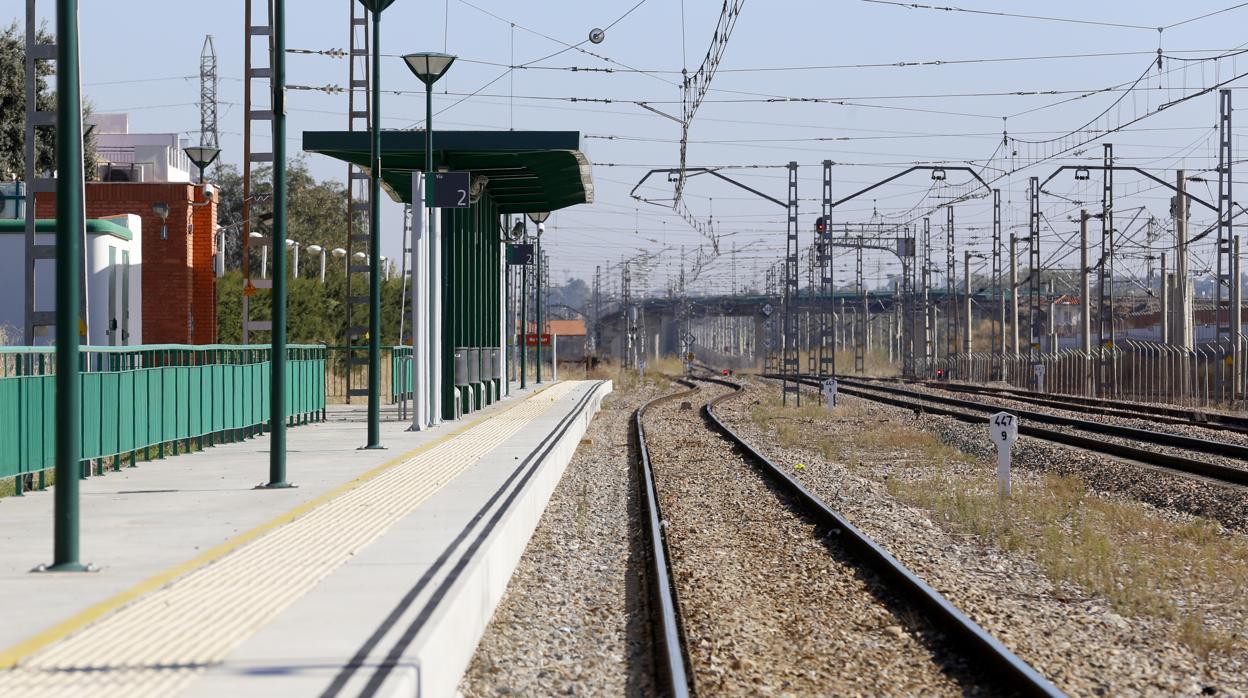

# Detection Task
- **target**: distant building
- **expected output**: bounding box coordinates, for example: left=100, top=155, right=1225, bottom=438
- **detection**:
left=35, top=183, right=218, bottom=344
left=89, top=113, right=193, bottom=183
left=0, top=215, right=143, bottom=346
left=1051, top=294, right=1081, bottom=335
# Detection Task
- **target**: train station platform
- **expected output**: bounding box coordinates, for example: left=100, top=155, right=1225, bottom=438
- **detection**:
left=0, top=379, right=610, bottom=697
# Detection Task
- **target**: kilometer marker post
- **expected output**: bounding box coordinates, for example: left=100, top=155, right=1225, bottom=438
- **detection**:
left=989, top=411, right=1018, bottom=496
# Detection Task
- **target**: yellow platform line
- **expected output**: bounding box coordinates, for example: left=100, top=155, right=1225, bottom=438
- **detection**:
left=0, top=382, right=560, bottom=674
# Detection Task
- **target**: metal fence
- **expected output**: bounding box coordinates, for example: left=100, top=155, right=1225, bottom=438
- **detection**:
left=322, top=346, right=412, bottom=404
left=1, top=344, right=326, bottom=492
left=937, top=336, right=1248, bottom=408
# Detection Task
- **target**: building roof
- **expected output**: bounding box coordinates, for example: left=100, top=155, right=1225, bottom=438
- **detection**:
left=0, top=218, right=134, bottom=240
left=546, top=319, right=586, bottom=336
left=302, top=130, right=593, bottom=214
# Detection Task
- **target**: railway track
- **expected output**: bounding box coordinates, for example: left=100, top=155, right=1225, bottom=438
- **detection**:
left=902, top=377, right=1248, bottom=436
left=797, top=375, right=1248, bottom=487
left=635, top=376, right=1062, bottom=697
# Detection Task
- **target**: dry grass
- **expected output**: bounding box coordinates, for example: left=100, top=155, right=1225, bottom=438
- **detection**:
left=587, top=357, right=685, bottom=393
left=883, top=443, right=1248, bottom=658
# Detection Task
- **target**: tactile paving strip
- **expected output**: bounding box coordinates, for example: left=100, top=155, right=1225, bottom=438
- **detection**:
left=0, top=382, right=581, bottom=698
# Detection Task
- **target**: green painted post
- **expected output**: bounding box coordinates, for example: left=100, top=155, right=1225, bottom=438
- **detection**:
left=535, top=234, right=543, bottom=383
left=264, top=0, right=292, bottom=487
left=520, top=233, right=528, bottom=389
left=363, top=0, right=394, bottom=449
left=49, top=0, right=87, bottom=571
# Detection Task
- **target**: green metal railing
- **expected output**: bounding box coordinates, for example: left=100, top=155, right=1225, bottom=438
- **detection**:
left=1, top=344, right=326, bottom=493
left=391, top=346, right=413, bottom=401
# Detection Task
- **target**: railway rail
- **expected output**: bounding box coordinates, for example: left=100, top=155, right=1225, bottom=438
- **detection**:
left=794, top=375, right=1248, bottom=487
left=906, top=378, right=1248, bottom=435
left=634, top=376, right=1063, bottom=697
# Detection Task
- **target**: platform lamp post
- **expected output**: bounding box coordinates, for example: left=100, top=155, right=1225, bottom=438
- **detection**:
left=357, top=0, right=398, bottom=449
left=307, top=245, right=327, bottom=283
left=261, top=0, right=292, bottom=487
left=403, top=51, right=456, bottom=423
left=183, top=145, right=220, bottom=184
left=332, top=247, right=347, bottom=275
left=528, top=212, right=550, bottom=382
left=250, top=231, right=268, bottom=279
left=44, top=0, right=89, bottom=572
left=286, top=239, right=300, bottom=278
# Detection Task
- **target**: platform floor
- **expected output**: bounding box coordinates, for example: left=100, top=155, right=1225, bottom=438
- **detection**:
left=0, top=379, right=610, bottom=697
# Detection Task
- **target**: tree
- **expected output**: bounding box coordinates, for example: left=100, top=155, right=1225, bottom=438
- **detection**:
left=0, top=21, right=97, bottom=182
left=216, top=159, right=361, bottom=275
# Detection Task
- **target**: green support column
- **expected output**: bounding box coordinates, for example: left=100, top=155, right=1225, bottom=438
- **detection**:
left=264, top=0, right=292, bottom=487
left=535, top=235, right=543, bottom=383
left=49, top=0, right=88, bottom=571
left=520, top=227, right=528, bottom=389
left=362, top=0, right=396, bottom=448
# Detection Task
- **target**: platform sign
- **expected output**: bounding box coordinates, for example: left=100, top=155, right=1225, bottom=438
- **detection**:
left=508, top=243, right=535, bottom=266
left=525, top=333, right=552, bottom=347
left=821, top=378, right=838, bottom=407
left=432, top=171, right=472, bottom=208
left=988, top=411, right=1018, bottom=496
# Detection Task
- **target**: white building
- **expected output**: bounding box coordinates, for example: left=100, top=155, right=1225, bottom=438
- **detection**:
left=89, top=113, right=192, bottom=183
left=0, top=215, right=144, bottom=346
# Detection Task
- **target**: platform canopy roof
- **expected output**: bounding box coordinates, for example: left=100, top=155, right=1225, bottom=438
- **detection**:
left=302, top=130, right=593, bottom=214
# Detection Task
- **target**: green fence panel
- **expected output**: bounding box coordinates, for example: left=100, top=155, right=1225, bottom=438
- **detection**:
left=99, top=372, right=121, bottom=458
left=117, top=371, right=136, bottom=454
left=0, top=345, right=328, bottom=480
left=0, top=380, right=19, bottom=470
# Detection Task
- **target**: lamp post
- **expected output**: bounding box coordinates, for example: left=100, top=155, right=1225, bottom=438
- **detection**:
left=403, top=51, right=456, bottom=424
left=48, top=0, right=88, bottom=571
left=183, top=145, right=221, bottom=184
left=358, top=0, right=399, bottom=449
left=263, top=0, right=292, bottom=487
left=307, top=245, right=327, bottom=283
left=286, top=238, right=299, bottom=278
left=516, top=219, right=528, bottom=389
left=528, top=212, right=550, bottom=382
left=333, top=247, right=347, bottom=276
left=250, top=231, right=268, bottom=278
left=152, top=202, right=170, bottom=239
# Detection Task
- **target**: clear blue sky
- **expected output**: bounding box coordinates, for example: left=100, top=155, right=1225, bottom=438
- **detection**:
left=20, top=1, right=1248, bottom=298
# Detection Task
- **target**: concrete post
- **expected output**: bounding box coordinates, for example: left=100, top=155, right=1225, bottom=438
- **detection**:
left=1080, top=210, right=1092, bottom=391
left=963, top=250, right=972, bottom=354
left=1009, top=233, right=1019, bottom=356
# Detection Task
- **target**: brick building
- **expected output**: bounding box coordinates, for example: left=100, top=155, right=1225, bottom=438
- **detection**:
left=36, top=182, right=218, bottom=344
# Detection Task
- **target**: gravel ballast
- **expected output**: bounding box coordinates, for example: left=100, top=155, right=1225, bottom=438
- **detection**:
left=720, top=377, right=1248, bottom=697
left=460, top=384, right=660, bottom=697
left=643, top=381, right=985, bottom=696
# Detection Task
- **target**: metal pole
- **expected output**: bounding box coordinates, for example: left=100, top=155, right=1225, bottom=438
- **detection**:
left=365, top=5, right=383, bottom=448
left=264, top=0, right=292, bottom=485
left=1009, top=233, right=1019, bottom=357
left=536, top=234, right=543, bottom=383
left=963, top=250, right=972, bottom=355
left=49, top=0, right=87, bottom=570
left=425, top=80, right=439, bottom=423
left=1080, top=210, right=1092, bottom=393
left=520, top=242, right=528, bottom=388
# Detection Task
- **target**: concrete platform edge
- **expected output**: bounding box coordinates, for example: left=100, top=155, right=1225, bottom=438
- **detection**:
left=400, top=380, right=612, bottom=698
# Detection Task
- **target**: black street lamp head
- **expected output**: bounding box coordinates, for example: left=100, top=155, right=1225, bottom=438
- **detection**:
left=357, top=0, right=397, bottom=12
left=403, top=52, right=457, bottom=86
left=527, top=211, right=551, bottom=224
left=184, top=145, right=221, bottom=171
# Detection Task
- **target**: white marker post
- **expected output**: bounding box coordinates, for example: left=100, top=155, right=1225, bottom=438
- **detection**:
left=988, top=411, right=1018, bottom=496
left=1033, top=363, right=1046, bottom=393
left=821, top=377, right=838, bottom=408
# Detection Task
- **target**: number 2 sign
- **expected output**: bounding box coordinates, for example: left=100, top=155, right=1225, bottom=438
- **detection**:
left=432, top=171, right=472, bottom=208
